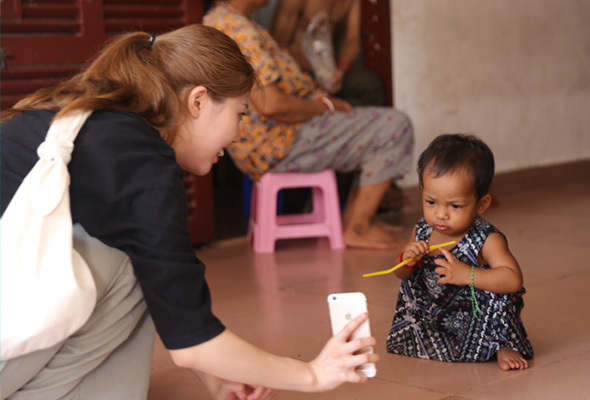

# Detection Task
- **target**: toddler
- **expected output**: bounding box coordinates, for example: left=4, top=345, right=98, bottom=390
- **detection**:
left=386, top=134, right=533, bottom=370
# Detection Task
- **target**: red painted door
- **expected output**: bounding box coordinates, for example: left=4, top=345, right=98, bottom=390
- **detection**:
left=1, top=0, right=214, bottom=244
left=360, top=0, right=393, bottom=106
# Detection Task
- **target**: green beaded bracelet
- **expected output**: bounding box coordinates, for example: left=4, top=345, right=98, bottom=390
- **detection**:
left=470, top=265, right=482, bottom=318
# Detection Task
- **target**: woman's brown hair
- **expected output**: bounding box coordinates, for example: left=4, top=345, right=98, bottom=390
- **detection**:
left=1, top=24, right=256, bottom=143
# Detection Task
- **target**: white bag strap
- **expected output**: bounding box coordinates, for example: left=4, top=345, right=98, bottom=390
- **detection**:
left=1, top=110, right=97, bottom=361
left=32, top=110, right=92, bottom=215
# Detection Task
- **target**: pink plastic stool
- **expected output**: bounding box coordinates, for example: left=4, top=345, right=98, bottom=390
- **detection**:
left=248, top=169, right=345, bottom=253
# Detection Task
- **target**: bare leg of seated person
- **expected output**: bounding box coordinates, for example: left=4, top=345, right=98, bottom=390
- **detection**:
left=375, top=219, right=405, bottom=234
left=375, top=182, right=410, bottom=233
left=342, top=180, right=406, bottom=250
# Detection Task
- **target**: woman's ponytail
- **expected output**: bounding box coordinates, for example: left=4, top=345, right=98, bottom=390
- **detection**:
left=2, top=24, right=256, bottom=144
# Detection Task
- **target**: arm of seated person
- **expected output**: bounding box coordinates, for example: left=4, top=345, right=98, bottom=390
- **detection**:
left=330, top=0, right=362, bottom=93
left=251, top=83, right=352, bottom=123
left=338, top=0, right=362, bottom=71
left=270, top=0, right=302, bottom=48
left=270, top=0, right=311, bottom=69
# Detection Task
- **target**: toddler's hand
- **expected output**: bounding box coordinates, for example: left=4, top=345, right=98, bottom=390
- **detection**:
left=401, top=240, right=429, bottom=267
left=434, top=247, right=470, bottom=286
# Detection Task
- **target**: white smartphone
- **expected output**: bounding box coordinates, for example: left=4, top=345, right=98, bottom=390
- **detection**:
left=327, top=292, right=377, bottom=378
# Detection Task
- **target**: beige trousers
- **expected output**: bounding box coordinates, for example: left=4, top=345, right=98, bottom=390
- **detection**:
left=1, top=225, right=155, bottom=400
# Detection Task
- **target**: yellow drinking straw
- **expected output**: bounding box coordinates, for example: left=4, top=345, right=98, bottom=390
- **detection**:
left=362, top=241, right=457, bottom=278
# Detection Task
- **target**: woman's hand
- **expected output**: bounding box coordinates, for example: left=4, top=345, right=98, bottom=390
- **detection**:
left=308, top=313, right=379, bottom=391
left=198, top=372, right=275, bottom=400
left=434, top=247, right=470, bottom=286
left=328, top=69, right=345, bottom=94
left=215, top=382, right=274, bottom=400
left=330, top=97, right=354, bottom=113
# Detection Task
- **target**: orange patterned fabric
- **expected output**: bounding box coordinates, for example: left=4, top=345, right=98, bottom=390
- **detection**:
left=204, top=2, right=324, bottom=181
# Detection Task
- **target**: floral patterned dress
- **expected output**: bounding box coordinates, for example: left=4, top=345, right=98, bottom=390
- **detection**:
left=386, top=216, right=534, bottom=362
left=204, top=2, right=316, bottom=181
left=203, top=2, right=413, bottom=186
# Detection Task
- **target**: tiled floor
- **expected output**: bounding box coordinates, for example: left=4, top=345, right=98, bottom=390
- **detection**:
left=148, top=177, right=590, bottom=400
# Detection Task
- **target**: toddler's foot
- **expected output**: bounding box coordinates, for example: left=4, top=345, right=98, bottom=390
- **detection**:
left=496, top=347, right=528, bottom=370
left=343, top=222, right=405, bottom=250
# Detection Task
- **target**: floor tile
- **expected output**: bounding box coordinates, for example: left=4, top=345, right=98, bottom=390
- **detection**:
left=149, top=176, right=590, bottom=399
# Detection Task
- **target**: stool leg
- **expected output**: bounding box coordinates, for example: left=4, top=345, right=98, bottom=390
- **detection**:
left=247, top=182, right=256, bottom=243
left=252, top=179, right=278, bottom=253
left=242, top=174, right=252, bottom=219
left=310, top=186, right=326, bottom=223
left=324, top=170, right=344, bottom=249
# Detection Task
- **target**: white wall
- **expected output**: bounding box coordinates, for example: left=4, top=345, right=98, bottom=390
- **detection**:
left=392, top=0, right=590, bottom=186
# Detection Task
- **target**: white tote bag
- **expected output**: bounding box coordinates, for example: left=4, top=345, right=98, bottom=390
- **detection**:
left=1, top=110, right=97, bottom=361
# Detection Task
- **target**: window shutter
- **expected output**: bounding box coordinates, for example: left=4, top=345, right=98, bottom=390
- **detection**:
left=1, top=0, right=203, bottom=110
left=103, top=0, right=201, bottom=34
left=1, top=1, right=213, bottom=245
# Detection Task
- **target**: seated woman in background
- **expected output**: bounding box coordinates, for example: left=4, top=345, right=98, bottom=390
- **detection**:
left=205, top=0, right=415, bottom=250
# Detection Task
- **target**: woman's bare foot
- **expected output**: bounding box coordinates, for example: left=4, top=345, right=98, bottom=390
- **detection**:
left=496, top=347, right=528, bottom=370
left=343, top=222, right=405, bottom=250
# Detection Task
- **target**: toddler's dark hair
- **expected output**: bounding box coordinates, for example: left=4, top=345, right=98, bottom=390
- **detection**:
left=418, top=134, right=495, bottom=200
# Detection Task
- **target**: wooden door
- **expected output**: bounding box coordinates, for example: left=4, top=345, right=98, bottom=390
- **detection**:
left=1, top=0, right=203, bottom=109
left=360, top=0, right=393, bottom=106
left=1, top=0, right=215, bottom=244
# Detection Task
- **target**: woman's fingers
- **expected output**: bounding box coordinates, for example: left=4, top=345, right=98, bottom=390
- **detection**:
left=335, top=312, right=368, bottom=340
left=340, top=335, right=377, bottom=355
left=310, top=311, right=380, bottom=391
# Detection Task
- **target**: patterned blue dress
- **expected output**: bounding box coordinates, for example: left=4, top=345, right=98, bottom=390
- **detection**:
left=386, top=216, right=533, bottom=362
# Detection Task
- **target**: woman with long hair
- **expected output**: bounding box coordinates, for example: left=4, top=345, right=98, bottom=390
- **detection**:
left=1, top=24, right=377, bottom=399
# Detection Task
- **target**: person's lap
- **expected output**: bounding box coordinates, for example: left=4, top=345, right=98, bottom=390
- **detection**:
left=271, top=107, right=413, bottom=249
left=1, top=225, right=155, bottom=400
left=272, top=106, right=413, bottom=188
